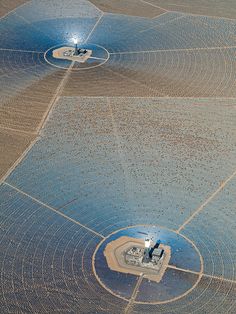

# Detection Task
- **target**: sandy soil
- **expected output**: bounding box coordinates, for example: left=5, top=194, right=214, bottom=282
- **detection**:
left=90, top=0, right=165, bottom=18
left=63, top=48, right=236, bottom=98
left=63, top=65, right=160, bottom=97
left=144, top=0, right=236, bottom=19
left=0, top=69, right=66, bottom=180
left=0, top=0, right=29, bottom=18
left=0, top=70, right=66, bottom=132
left=0, top=0, right=35, bottom=180
left=0, top=128, right=35, bottom=179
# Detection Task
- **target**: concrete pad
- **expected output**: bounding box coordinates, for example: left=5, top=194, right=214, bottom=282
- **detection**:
left=104, top=236, right=171, bottom=282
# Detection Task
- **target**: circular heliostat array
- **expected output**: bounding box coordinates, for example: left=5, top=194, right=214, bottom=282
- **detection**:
left=0, top=1, right=236, bottom=313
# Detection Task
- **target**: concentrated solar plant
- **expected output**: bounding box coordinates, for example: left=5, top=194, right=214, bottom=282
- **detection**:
left=0, top=1, right=236, bottom=313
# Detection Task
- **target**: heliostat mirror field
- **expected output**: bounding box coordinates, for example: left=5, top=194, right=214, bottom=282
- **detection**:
left=0, top=1, right=236, bottom=313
